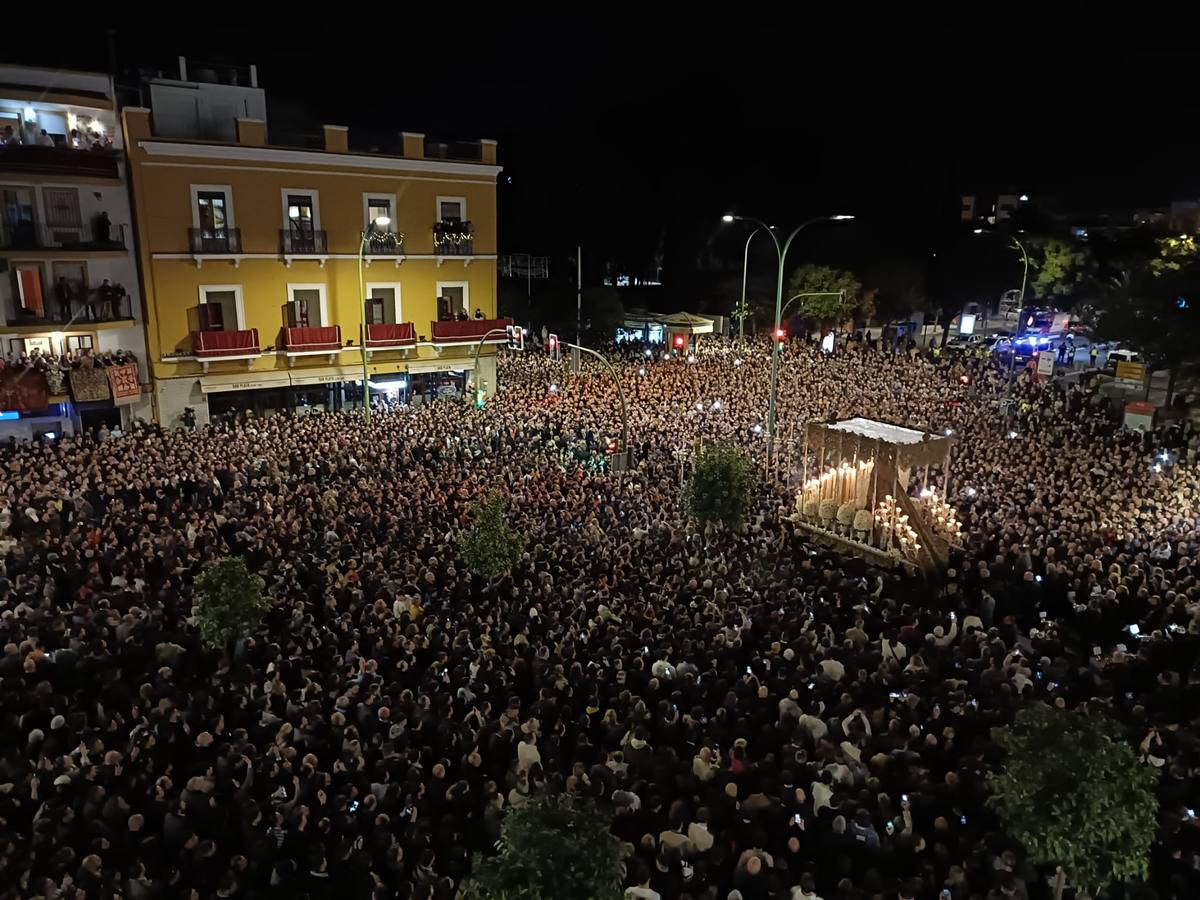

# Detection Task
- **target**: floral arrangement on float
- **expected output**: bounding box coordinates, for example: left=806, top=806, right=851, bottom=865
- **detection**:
left=796, top=459, right=875, bottom=538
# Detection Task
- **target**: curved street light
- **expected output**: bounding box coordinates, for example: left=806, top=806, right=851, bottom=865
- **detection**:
left=357, top=215, right=393, bottom=425
left=721, top=213, right=854, bottom=468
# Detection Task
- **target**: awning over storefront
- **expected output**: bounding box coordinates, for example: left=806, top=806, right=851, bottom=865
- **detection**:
left=199, top=370, right=292, bottom=394
left=658, top=312, right=715, bottom=334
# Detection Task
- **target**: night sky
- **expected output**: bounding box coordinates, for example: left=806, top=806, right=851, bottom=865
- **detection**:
left=13, top=13, right=1200, bottom=307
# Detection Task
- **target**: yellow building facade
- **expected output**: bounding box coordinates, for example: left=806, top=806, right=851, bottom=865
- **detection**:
left=122, top=105, right=504, bottom=426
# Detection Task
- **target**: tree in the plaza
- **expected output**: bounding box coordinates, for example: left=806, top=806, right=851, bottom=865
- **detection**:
left=715, top=271, right=776, bottom=334
left=462, top=793, right=623, bottom=900
left=1028, top=237, right=1097, bottom=308
left=786, top=264, right=862, bottom=327
left=683, top=443, right=756, bottom=528
left=581, top=286, right=625, bottom=340
left=460, top=492, right=524, bottom=578
left=987, top=703, right=1158, bottom=899
left=1091, top=235, right=1200, bottom=403
left=191, top=557, right=270, bottom=654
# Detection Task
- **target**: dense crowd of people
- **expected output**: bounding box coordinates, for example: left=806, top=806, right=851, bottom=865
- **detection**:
left=1, top=336, right=1198, bottom=900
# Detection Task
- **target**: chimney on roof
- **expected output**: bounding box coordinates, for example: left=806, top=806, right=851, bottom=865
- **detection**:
left=236, top=118, right=266, bottom=146
left=401, top=132, right=424, bottom=158
left=323, top=125, right=348, bottom=153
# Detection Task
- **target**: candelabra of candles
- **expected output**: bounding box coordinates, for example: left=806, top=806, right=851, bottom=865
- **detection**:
left=917, top=488, right=963, bottom=545
left=875, top=494, right=921, bottom=558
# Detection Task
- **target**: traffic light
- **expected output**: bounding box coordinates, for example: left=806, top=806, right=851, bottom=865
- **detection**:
left=474, top=385, right=486, bottom=408
left=605, top=438, right=618, bottom=455
left=548, top=333, right=559, bottom=360
left=673, top=334, right=685, bottom=351
left=506, top=324, right=524, bottom=351
left=775, top=327, right=787, bottom=341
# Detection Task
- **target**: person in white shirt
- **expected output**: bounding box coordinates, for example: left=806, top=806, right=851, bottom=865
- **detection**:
left=516, top=731, right=541, bottom=774
left=687, top=808, right=714, bottom=854
left=811, top=771, right=834, bottom=813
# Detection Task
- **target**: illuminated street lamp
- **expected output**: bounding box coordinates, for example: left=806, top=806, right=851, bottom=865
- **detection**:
left=357, top=215, right=393, bottom=424
left=721, top=212, right=855, bottom=467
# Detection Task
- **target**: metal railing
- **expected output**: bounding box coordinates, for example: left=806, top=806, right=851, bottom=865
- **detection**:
left=500, top=254, right=550, bottom=279
left=188, top=227, right=243, bottom=254
left=0, top=222, right=127, bottom=251
left=280, top=229, right=328, bottom=255
left=0, top=144, right=120, bottom=179
left=363, top=231, right=405, bottom=255
left=433, top=220, right=474, bottom=256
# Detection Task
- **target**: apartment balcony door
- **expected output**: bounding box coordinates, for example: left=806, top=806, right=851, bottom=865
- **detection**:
left=197, top=191, right=229, bottom=242
left=1, top=187, right=37, bottom=249
left=286, top=194, right=316, bottom=252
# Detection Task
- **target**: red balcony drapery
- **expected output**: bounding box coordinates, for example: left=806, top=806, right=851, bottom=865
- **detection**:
left=282, top=325, right=341, bottom=353
left=429, top=318, right=513, bottom=343
left=365, top=322, right=416, bottom=348
left=192, top=329, right=260, bottom=358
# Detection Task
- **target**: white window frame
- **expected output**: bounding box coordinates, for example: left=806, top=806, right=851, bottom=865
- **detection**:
left=437, top=280, right=470, bottom=316
left=362, top=192, right=396, bottom=230
left=436, top=195, right=466, bottom=222
left=190, top=184, right=236, bottom=229
left=286, top=283, right=329, bottom=327
left=365, top=282, right=402, bottom=324
left=280, top=188, right=321, bottom=231
left=198, top=283, right=245, bottom=330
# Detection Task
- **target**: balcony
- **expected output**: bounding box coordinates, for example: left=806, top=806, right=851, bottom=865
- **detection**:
left=0, top=144, right=121, bottom=180
left=7, top=280, right=135, bottom=328
left=433, top=220, right=474, bottom=264
left=192, top=328, right=261, bottom=371
left=280, top=229, right=329, bottom=266
left=187, top=228, right=244, bottom=267
left=430, top=317, right=513, bottom=349
left=362, top=230, right=405, bottom=268
left=281, top=325, right=341, bottom=364
left=365, top=322, right=416, bottom=356
left=0, top=223, right=128, bottom=255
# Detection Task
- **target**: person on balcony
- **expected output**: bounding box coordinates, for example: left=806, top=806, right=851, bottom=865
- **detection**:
left=93, top=211, right=112, bottom=245
left=54, top=276, right=73, bottom=323
left=38, top=128, right=55, bottom=147
left=98, top=279, right=118, bottom=320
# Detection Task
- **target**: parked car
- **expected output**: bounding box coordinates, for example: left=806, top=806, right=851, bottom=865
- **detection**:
left=1104, top=347, right=1144, bottom=373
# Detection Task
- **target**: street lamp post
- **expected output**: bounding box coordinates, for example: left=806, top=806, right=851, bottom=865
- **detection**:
left=737, top=228, right=763, bottom=339
left=723, top=213, right=854, bottom=468
left=357, top=216, right=393, bottom=425
left=973, top=227, right=1029, bottom=308
left=565, top=341, right=630, bottom=462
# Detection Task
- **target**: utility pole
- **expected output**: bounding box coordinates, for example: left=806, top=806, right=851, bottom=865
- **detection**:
left=576, top=245, right=582, bottom=344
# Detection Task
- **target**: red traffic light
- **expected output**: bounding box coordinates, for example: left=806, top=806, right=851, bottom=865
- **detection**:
left=605, top=439, right=618, bottom=454
left=775, top=328, right=786, bottom=340
left=959, top=374, right=970, bottom=385
left=547, top=333, right=559, bottom=360
left=673, top=335, right=685, bottom=348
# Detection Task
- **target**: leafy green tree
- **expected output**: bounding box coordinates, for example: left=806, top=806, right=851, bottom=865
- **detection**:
left=987, top=703, right=1158, bottom=899
left=1029, top=238, right=1096, bottom=306
left=683, top=443, right=756, bottom=527
left=1150, top=233, right=1197, bottom=275
left=785, top=264, right=862, bottom=324
left=581, top=287, right=624, bottom=341
left=460, top=492, right=523, bottom=578
left=191, top=557, right=270, bottom=653
left=462, top=793, right=623, bottom=900
left=1092, top=238, right=1200, bottom=403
